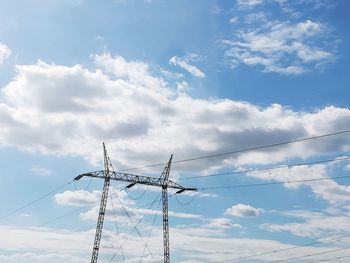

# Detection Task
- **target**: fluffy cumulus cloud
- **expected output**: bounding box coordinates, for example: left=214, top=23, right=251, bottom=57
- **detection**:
left=226, top=203, right=263, bottom=217
left=224, top=1, right=336, bottom=74
left=54, top=190, right=101, bottom=206
left=0, top=53, right=349, bottom=174
left=0, top=43, right=11, bottom=64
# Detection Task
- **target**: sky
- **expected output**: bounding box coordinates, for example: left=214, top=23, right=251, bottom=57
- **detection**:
left=0, top=0, right=350, bottom=262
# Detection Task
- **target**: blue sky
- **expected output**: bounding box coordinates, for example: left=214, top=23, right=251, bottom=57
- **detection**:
left=0, top=0, right=350, bottom=262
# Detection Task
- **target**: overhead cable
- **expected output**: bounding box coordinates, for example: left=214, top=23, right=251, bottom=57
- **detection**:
left=268, top=246, right=350, bottom=263
left=180, top=156, right=350, bottom=181
left=218, top=234, right=350, bottom=262
left=199, top=174, right=350, bottom=191
left=0, top=180, right=73, bottom=221
left=119, top=130, right=350, bottom=172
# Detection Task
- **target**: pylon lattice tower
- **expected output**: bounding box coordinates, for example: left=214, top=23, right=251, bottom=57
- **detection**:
left=74, top=143, right=196, bottom=263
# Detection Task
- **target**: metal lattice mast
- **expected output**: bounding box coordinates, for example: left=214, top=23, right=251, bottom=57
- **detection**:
left=90, top=143, right=113, bottom=263
left=74, top=146, right=196, bottom=263
left=160, top=155, right=172, bottom=263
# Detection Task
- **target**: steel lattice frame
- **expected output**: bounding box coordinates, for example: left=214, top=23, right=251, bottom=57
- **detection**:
left=74, top=146, right=196, bottom=263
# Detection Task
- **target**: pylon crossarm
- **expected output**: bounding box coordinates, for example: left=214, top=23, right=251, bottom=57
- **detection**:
left=75, top=171, right=196, bottom=191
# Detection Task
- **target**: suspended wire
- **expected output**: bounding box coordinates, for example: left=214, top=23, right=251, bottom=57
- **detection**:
left=73, top=223, right=97, bottom=232
left=120, top=201, right=154, bottom=258
left=180, top=156, right=350, bottom=181
left=111, top=188, right=157, bottom=260
left=140, top=196, right=162, bottom=263
left=310, top=254, right=350, bottom=262
left=108, top=213, right=145, bottom=263
left=118, top=130, right=350, bottom=172
left=37, top=185, right=126, bottom=228
left=175, top=193, right=197, bottom=206
left=40, top=205, right=91, bottom=227
left=109, top=192, right=126, bottom=263
left=0, top=180, right=73, bottom=221
left=73, top=176, right=93, bottom=191
left=218, top=233, right=350, bottom=262
left=199, top=174, right=350, bottom=191
left=268, top=246, right=350, bottom=263
left=38, top=186, right=165, bottom=232
left=108, top=193, right=163, bottom=263
left=126, top=185, right=149, bottom=201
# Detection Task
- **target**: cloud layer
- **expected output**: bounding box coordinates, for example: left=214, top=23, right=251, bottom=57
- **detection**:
left=0, top=54, right=349, bottom=173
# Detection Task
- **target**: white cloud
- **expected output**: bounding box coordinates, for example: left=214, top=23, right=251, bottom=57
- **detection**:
left=246, top=163, right=350, bottom=204
left=0, top=54, right=349, bottom=174
left=237, top=0, right=264, bottom=8
left=226, top=203, right=264, bottom=217
left=0, top=252, right=85, bottom=263
left=30, top=165, right=52, bottom=177
left=80, top=201, right=201, bottom=222
left=206, top=218, right=243, bottom=229
left=1, top=223, right=349, bottom=263
left=176, top=80, right=189, bottom=93
left=19, top=213, right=30, bottom=217
left=0, top=225, right=92, bottom=254
left=169, top=56, right=206, bottom=78
left=54, top=190, right=101, bottom=206
left=227, top=0, right=337, bottom=74
left=229, top=16, right=239, bottom=24
left=262, top=209, right=350, bottom=238
left=0, top=43, right=11, bottom=64
left=225, top=20, right=334, bottom=74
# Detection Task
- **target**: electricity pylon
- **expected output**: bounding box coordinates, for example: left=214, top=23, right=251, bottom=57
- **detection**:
left=74, top=143, right=196, bottom=263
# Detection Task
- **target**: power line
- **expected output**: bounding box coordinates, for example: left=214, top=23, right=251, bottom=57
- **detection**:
left=108, top=193, right=163, bottom=263
left=180, top=156, right=350, bottom=180
left=37, top=185, right=158, bottom=229
left=199, top=174, right=350, bottom=191
left=109, top=191, right=126, bottom=263
left=218, top=234, right=350, bottom=262
left=40, top=205, right=90, bottom=227
left=0, top=180, right=73, bottom=221
left=310, top=254, right=350, bottom=262
left=269, top=246, right=350, bottom=263
left=111, top=188, right=155, bottom=258
left=140, top=197, right=162, bottom=263
left=119, top=130, right=350, bottom=172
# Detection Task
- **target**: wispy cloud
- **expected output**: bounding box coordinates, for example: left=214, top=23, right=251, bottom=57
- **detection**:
left=169, top=56, right=206, bottom=78
left=224, top=0, right=337, bottom=74
left=30, top=165, right=52, bottom=177
left=262, top=209, right=350, bottom=238
left=237, top=0, right=264, bottom=8
left=0, top=43, right=11, bottom=65
left=246, top=162, right=350, bottom=204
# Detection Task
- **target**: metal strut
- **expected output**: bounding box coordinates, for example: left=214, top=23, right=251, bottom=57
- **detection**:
left=74, top=146, right=196, bottom=263
left=90, top=143, right=112, bottom=263
left=160, top=155, right=172, bottom=263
